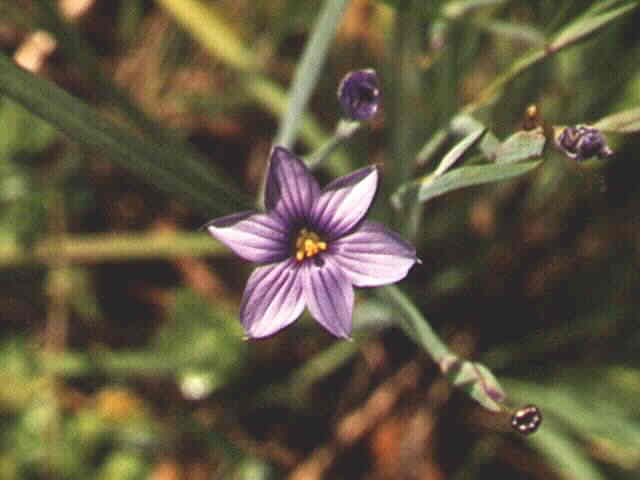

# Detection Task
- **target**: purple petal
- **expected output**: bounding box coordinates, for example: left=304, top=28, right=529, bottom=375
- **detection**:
left=265, top=146, right=320, bottom=223
left=331, top=221, right=416, bottom=287
left=240, top=259, right=305, bottom=338
left=206, top=211, right=290, bottom=264
left=301, top=257, right=354, bottom=338
left=311, top=166, right=378, bottom=239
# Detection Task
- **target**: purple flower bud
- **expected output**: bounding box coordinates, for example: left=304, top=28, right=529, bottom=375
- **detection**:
left=337, top=69, right=380, bottom=120
left=557, top=125, right=613, bottom=162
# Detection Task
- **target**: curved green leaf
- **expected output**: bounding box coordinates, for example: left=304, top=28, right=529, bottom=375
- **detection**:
left=495, top=128, right=547, bottom=164
left=0, top=53, right=249, bottom=215
left=393, top=160, right=541, bottom=207
left=433, top=128, right=486, bottom=177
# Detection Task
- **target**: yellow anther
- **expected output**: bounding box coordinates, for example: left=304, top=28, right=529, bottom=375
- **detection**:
left=294, top=229, right=327, bottom=262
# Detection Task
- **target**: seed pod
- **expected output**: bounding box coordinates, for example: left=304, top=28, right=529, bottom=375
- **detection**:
left=511, top=404, right=542, bottom=435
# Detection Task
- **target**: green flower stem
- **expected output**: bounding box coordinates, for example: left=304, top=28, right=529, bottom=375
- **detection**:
left=245, top=78, right=352, bottom=177
left=0, top=232, right=226, bottom=268
left=305, top=119, right=362, bottom=170
left=379, top=285, right=509, bottom=412
left=378, top=285, right=450, bottom=363
left=273, top=0, right=350, bottom=149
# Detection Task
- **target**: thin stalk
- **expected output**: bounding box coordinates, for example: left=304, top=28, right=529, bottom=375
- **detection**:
left=0, top=232, right=226, bottom=268
left=377, top=285, right=450, bottom=363
left=246, top=78, right=352, bottom=176
left=305, top=120, right=362, bottom=170
left=273, top=0, right=350, bottom=149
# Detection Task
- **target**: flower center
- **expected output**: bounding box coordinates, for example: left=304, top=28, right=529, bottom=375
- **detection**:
left=294, top=228, right=327, bottom=262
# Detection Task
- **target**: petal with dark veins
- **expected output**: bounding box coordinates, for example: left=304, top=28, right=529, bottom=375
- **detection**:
left=311, top=166, right=378, bottom=239
left=240, top=259, right=305, bottom=338
left=265, top=146, right=320, bottom=223
left=331, top=221, right=416, bottom=287
left=301, top=256, right=354, bottom=338
left=206, top=211, right=290, bottom=264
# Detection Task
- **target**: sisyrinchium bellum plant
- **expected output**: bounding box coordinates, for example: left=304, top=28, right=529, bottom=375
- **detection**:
left=206, top=146, right=417, bottom=338
left=206, top=67, right=545, bottom=434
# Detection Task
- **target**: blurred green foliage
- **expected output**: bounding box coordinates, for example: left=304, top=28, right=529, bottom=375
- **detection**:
left=1, top=0, right=640, bottom=479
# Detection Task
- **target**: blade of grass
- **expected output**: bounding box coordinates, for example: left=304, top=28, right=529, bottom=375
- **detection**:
left=0, top=232, right=226, bottom=268
left=531, top=421, right=607, bottom=480
left=32, top=0, right=163, bottom=137
left=272, top=0, right=350, bottom=149
left=0, top=53, right=249, bottom=215
left=392, top=160, right=541, bottom=208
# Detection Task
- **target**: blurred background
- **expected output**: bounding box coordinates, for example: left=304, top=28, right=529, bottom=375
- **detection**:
left=1, top=0, right=640, bottom=478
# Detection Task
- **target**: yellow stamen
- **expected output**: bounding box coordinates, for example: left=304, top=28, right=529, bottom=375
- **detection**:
left=294, top=228, right=327, bottom=262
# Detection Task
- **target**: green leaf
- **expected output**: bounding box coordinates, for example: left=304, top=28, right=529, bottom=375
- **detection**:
left=550, top=2, right=638, bottom=52
left=594, top=107, right=640, bottom=133
left=273, top=0, right=350, bottom=149
left=470, top=20, right=545, bottom=47
left=393, top=160, right=540, bottom=207
left=433, top=128, right=486, bottom=177
left=450, top=114, right=501, bottom=158
left=442, top=0, right=506, bottom=18
left=506, top=376, right=640, bottom=454
left=494, top=127, right=547, bottom=164
left=0, top=53, right=249, bottom=215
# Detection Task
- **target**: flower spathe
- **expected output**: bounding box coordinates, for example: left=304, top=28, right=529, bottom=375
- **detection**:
left=206, top=147, right=417, bottom=338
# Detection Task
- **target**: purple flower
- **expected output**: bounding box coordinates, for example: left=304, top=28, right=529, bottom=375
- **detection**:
left=206, top=147, right=417, bottom=339
left=337, top=69, right=381, bottom=120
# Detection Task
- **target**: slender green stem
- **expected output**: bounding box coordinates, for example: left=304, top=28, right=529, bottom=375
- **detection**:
left=386, top=0, right=424, bottom=239
left=377, top=285, right=450, bottom=363
left=0, top=232, right=226, bottom=267
left=273, top=0, right=350, bottom=149
left=246, top=78, right=352, bottom=176
left=305, top=119, right=361, bottom=169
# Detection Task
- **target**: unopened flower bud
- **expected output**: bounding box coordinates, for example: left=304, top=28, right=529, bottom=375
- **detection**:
left=557, top=125, right=613, bottom=162
left=337, top=69, right=380, bottom=120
